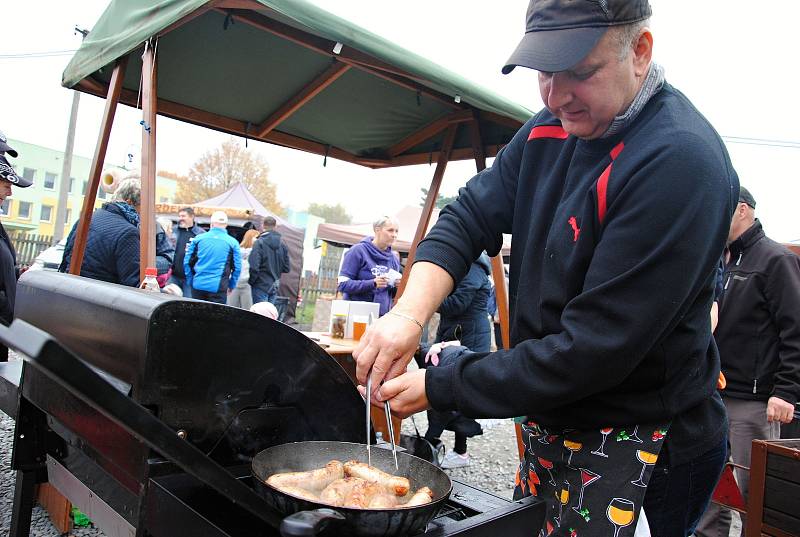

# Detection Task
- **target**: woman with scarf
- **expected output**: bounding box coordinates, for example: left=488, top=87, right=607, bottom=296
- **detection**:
left=60, top=178, right=157, bottom=287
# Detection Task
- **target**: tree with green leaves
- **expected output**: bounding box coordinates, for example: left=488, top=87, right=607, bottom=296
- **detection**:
left=307, top=202, right=353, bottom=224
left=420, top=187, right=457, bottom=209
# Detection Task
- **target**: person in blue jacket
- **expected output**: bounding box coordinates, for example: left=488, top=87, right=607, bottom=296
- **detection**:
left=184, top=211, right=240, bottom=304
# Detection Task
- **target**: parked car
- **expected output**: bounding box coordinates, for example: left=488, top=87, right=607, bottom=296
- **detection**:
left=28, top=239, right=67, bottom=272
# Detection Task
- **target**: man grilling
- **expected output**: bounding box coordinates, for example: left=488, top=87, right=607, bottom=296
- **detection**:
left=354, top=1, right=738, bottom=535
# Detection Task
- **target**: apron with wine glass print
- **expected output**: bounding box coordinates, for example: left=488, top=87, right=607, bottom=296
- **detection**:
left=513, top=420, right=670, bottom=537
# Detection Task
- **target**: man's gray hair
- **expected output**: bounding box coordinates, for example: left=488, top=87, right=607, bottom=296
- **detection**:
left=373, top=215, right=397, bottom=230
left=612, top=18, right=650, bottom=61
left=112, top=178, right=142, bottom=207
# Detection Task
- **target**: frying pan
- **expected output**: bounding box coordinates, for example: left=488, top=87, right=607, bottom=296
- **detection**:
left=252, top=441, right=452, bottom=537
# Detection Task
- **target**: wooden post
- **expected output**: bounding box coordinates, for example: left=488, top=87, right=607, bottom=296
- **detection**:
left=69, top=58, right=128, bottom=275
left=140, top=41, right=158, bottom=280
left=397, top=123, right=458, bottom=298
left=469, top=115, right=510, bottom=350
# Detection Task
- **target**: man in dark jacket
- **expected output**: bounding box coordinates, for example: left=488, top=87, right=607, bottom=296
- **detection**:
left=697, top=187, right=800, bottom=537
left=354, top=1, right=738, bottom=534
left=249, top=216, right=289, bottom=305
left=170, top=206, right=205, bottom=296
left=0, top=148, right=33, bottom=361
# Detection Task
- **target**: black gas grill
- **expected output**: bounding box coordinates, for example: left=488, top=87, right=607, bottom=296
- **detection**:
left=0, top=271, right=544, bottom=536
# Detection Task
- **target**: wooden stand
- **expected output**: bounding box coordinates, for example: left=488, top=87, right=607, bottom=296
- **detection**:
left=36, top=484, right=72, bottom=534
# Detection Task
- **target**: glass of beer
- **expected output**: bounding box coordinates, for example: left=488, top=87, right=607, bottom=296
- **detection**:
left=352, top=315, right=368, bottom=341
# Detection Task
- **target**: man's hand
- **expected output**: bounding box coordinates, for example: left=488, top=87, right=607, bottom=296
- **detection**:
left=353, top=310, right=421, bottom=389
left=358, top=369, right=428, bottom=419
left=767, top=396, right=795, bottom=424
left=374, top=276, right=389, bottom=289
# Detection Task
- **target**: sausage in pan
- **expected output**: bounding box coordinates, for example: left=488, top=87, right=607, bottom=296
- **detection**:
left=344, top=460, right=410, bottom=496
left=267, top=460, right=344, bottom=492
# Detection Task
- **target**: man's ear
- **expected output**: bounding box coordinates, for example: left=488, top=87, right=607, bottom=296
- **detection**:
left=632, top=29, right=653, bottom=77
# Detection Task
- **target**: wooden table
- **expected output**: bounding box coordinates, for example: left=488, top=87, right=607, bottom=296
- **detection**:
left=303, top=332, right=401, bottom=442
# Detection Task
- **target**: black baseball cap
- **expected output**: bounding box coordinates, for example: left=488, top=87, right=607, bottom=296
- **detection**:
left=0, top=130, right=18, bottom=158
left=503, top=0, right=652, bottom=74
left=738, top=186, right=756, bottom=209
left=0, top=155, right=33, bottom=188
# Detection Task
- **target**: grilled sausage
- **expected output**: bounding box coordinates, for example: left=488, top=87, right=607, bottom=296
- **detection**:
left=404, top=487, right=434, bottom=507
left=277, top=484, right=320, bottom=502
left=344, top=461, right=410, bottom=496
left=343, top=479, right=381, bottom=508
left=319, top=477, right=364, bottom=507
left=267, top=460, right=344, bottom=492
left=368, top=493, right=400, bottom=509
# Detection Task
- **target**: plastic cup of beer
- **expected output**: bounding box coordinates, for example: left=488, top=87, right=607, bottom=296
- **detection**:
left=352, top=315, right=368, bottom=341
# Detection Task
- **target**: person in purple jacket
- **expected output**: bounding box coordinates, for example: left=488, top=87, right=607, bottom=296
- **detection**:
left=337, top=216, right=401, bottom=316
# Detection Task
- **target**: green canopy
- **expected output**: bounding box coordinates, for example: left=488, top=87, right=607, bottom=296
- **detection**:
left=63, top=0, right=533, bottom=167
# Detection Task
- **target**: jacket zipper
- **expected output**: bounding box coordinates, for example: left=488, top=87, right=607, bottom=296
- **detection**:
left=724, top=252, right=743, bottom=290
left=753, top=379, right=758, bottom=394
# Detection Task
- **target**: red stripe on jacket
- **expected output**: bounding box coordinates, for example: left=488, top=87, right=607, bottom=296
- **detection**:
left=528, top=126, right=569, bottom=141
left=597, top=141, right=625, bottom=225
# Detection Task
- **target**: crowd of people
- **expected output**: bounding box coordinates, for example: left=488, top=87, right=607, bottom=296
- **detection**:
left=51, top=175, right=291, bottom=319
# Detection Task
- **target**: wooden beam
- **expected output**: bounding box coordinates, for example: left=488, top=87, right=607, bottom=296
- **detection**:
left=387, top=109, right=472, bottom=158
left=75, top=76, right=504, bottom=170
left=471, top=114, right=509, bottom=351
left=70, top=58, right=128, bottom=276
left=397, top=123, right=458, bottom=299
left=256, top=61, right=351, bottom=138
left=224, top=9, right=461, bottom=110
left=480, top=110, right=526, bottom=131
left=139, top=42, right=157, bottom=280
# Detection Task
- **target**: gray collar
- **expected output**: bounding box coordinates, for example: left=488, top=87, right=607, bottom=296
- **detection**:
left=602, top=63, right=665, bottom=138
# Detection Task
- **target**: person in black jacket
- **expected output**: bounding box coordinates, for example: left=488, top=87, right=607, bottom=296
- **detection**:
left=422, top=253, right=492, bottom=468
left=169, top=207, right=205, bottom=296
left=354, top=1, right=738, bottom=535
left=249, top=216, right=290, bottom=305
left=60, top=178, right=143, bottom=286
left=0, top=150, right=33, bottom=361
left=697, top=187, right=800, bottom=537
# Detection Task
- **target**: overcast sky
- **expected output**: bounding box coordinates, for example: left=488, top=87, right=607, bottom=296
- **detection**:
left=2, top=1, right=799, bottom=241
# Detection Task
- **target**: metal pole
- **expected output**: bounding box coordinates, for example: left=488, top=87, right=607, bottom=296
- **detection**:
left=53, top=90, right=80, bottom=242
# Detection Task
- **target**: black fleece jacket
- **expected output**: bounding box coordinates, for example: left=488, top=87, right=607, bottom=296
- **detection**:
left=418, top=84, right=738, bottom=461
left=716, top=221, right=800, bottom=405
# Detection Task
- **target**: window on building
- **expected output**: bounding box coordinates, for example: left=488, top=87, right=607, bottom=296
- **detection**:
left=98, top=189, right=107, bottom=199
left=1, top=199, right=10, bottom=215
left=82, top=180, right=87, bottom=195
left=40, top=205, right=53, bottom=222
left=18, top=201, right=32, bottom=219
left=69, top=177, right=75, bottom=193
left=159, top=196, right=169, bottom=203
left=22, top=168, right=35, bottom=181
left=44, top=172, right=57, bottom=190
left=65, top=209, right=71, bottom=224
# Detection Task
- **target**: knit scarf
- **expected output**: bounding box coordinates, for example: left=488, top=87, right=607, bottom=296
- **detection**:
left=602, top=62, right=665, bottom=138
left=109, top=201, right=140, bottom=228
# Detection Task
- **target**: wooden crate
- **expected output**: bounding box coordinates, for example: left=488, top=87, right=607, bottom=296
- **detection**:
left=747, top=438, right=800, bottom=537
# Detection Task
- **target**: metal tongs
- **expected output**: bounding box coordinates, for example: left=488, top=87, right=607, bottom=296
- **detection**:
left=365, top=313, right=399, bottom=471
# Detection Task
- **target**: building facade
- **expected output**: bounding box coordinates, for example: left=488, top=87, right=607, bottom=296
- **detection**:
left=1, top=139, right=177, bottom=236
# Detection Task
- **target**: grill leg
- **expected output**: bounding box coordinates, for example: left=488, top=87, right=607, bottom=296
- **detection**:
left=9, top=469, right=37, bottom=537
